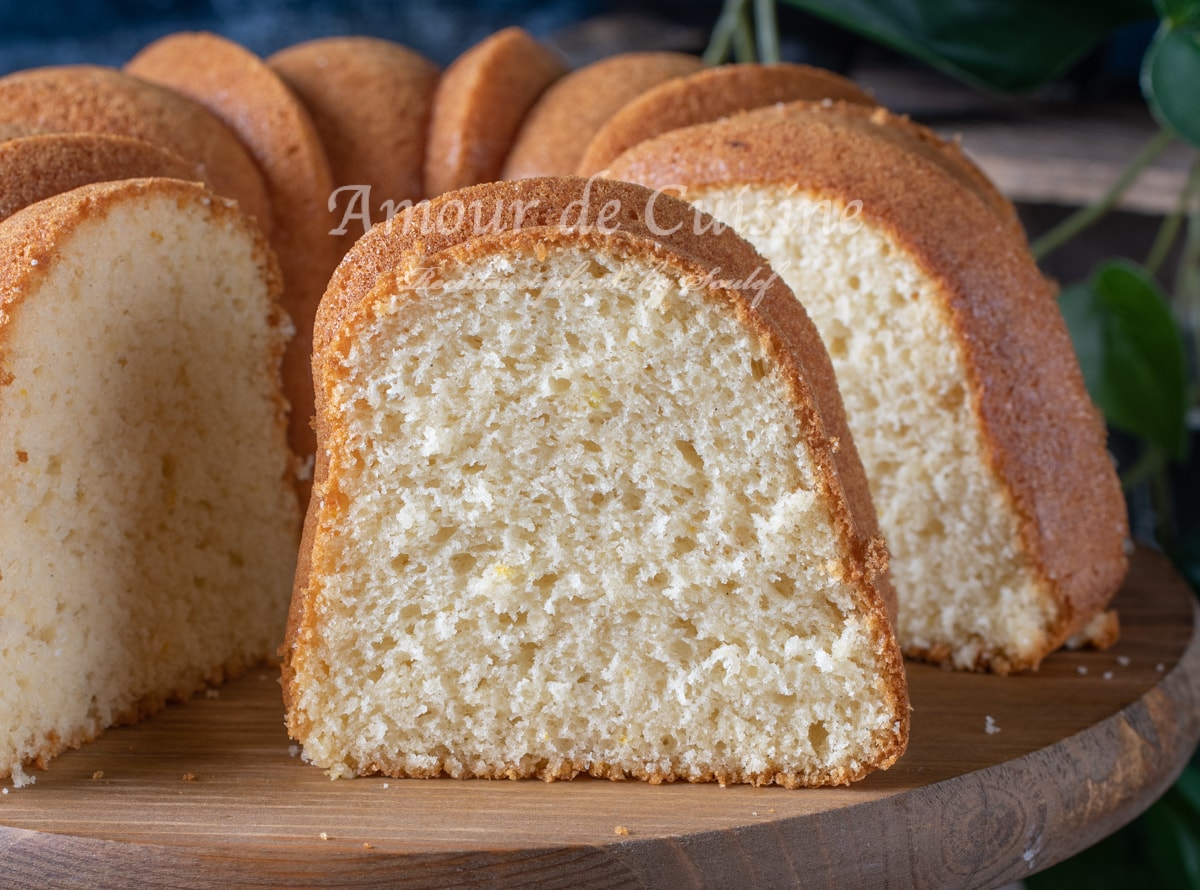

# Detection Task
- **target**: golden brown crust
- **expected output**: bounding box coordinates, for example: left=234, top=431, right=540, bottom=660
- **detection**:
left=577, top=62, right=877, bottom=177
left=0, top=132, right=202, bottom=223
left=0, top=123, right=35, bottom=141
left=284, top=176, right=909, bottom=782
left=502, top=51, right=704, bottom=181
left=0, top=65, right=271, bottom=237
left=424, top=27, right=567, bottom=196
left=605, top=103, right=1129, bottom=669
left=127, top=32, right=342, bottom=499
left=0, top=177, right=291, bottom=781
left=269, top=37, right=441, bottom=254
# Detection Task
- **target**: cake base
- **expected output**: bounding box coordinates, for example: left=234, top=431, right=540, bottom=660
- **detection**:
left=0, top=547, right=1195, bottom=888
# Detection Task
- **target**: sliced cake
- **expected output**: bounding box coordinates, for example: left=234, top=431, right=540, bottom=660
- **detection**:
left=283, top=176, right=909, bottom=787
left=269, top=36, right=441, bottom=252
left=127, top=32, right=343, bottom=498
left=0, top=65, right=271, bottom=235
left=502, top=51, right=704, bottom=180
left=0, top=178, right=300, bottom=787
left=424, top=27, right=567, bottom=196
left=0, top=132, right=202, bottom=222
left=607, top=102, right=1128, bottom=672
left=576, top=62, right=877, bottom=176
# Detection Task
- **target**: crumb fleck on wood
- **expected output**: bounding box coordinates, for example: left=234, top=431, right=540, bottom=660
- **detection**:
left=1077, top=665, right=1088, bottom=675
left=984, top=716, right=1001, bottom=735
left=91, top=771, right=104, bottom=780
left=1117, top=655, right=1131, bottom=667
left=182, top=773, right=197, bottom=782
left=362, top=842, right=373, bottom=850
left=320, top=832, right=329, bottom=841
left=614, top=825, right=630, bottom=836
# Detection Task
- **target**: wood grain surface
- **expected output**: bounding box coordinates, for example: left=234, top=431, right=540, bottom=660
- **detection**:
left=2, top=548, right=1197, bottom=889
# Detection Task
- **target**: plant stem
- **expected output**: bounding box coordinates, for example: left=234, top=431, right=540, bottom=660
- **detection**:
left=1147, top=155, right=1200, bottom=278
left=703, top=0, right=746, bottom=66
left=1031, top=128, right=1176, bottom=261
left=733, top=0, right=758, bottom=62
left=1179, top=172, right=1200, bottom=380
left=754, top=0, right=781, bottom=64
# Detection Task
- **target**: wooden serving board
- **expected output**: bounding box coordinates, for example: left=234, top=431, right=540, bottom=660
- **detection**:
left=2, top=548, right=1198, bottom=889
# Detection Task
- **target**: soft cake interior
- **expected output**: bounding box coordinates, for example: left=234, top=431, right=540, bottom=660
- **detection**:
left=0, top=190, right=298, bottom=784
left=689, top=187, right=1054, bottom=669
left=297, top=241, right=902, bottom=785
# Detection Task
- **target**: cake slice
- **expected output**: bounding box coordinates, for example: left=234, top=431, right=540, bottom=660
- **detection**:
left=0, top=178, right=300, bottom=786
left=0, top=65, right=271, bottom=236
left=283, top=176, right=909, bottom=787
left=424, top=27, right=567, bottom=196
left=607, top=102, right=1128, bottom=672
left=501, top=51, right=704, bottom=180
left=576, top=62, right=876, bottom=177
left=0, top=132, right=202, bottom=222
left=269, top=37, right=441, bottom=253
left=127, top=32, right=343, bottom=500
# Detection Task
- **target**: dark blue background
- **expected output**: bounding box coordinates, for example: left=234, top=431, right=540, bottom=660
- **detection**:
left=0, top=0, right=634, bottom=73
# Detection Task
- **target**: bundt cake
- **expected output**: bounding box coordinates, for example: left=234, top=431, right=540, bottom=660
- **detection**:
left=282, top=176, right=909, bottom=787
left=269, top=36, right=441, bottom=252
left=127, top=32, right=343, bottom=497
left=576, top=61, right=877, bottom=176
left=424, top=27, right=567, bottom=196
left=0, top=178, right=300, bottom=786
left=0, top=65, right=271, bottom=235
left=606, top=101, right=1128, bottom=672
left=0, top=131, right=201, bottom=222
left=501, top=50, right=704, bottom=180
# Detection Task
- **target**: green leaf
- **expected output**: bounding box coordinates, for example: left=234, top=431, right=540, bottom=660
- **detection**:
left=1058, top=260, right=1189, bottom=458
left=1144, top=795, right=1200, bottom=887
left=1155, top=0, right=1200, bottom=26
left=780, top=0, right=1155, bottom=93
left=1143, top=19, right=1200, bottom=148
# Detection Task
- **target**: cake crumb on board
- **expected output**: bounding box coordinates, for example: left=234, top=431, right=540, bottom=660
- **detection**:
left=614, top=825, right=630, bottom=837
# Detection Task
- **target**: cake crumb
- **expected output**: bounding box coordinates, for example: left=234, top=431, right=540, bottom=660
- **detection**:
left=91, top=771, right=104, bottom=780
left=1117, top=655, right=1131, bottom=667
left=614, top=825, right=629, bottom=836
left=205, top=688, right=220, bottom=700
left=1156, top=663, right=1166, bottom=673
left=1077, top=665, right=1088, bottom=675
left=288, top=744, right=299, bottom=758
left=1103, top=671, right=1114, bottom=681
left=320, top=832, right=330, bottom=841
left=362, top=842, right=373, bottom=850
left=984, top=716, right=1001, bottom=735
left=382, top=783, right=390, bottom=789
left=182, top=773, right=197, bottom=782
left=2, top=787, right=8, bottom=794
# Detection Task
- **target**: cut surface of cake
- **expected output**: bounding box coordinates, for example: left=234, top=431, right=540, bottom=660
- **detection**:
left=283, top=176, right=909, bottom=787
left=127, top=32, right=343, bottom=496
left=0, top=178, right=300, bottom=786
left=607, top=102, right=1129, bottom=672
